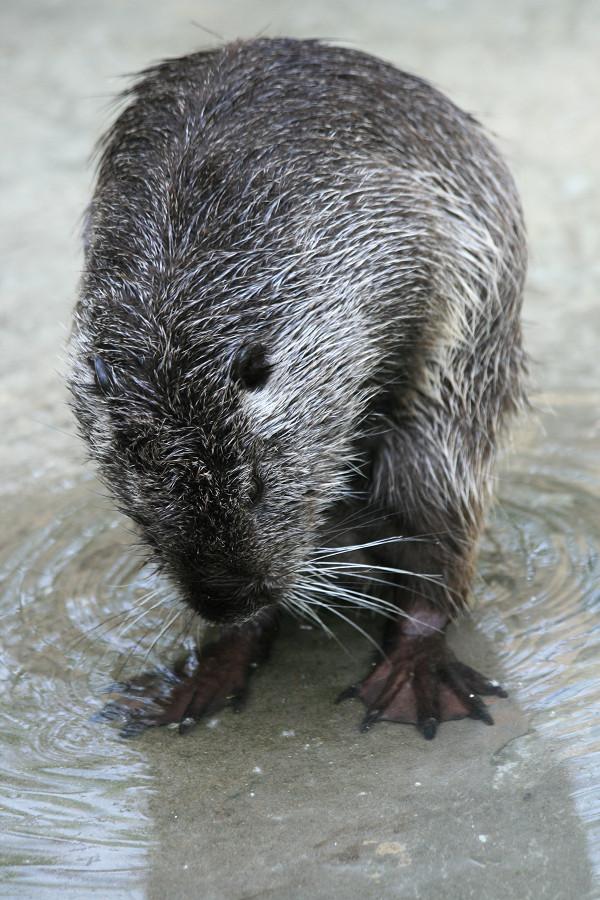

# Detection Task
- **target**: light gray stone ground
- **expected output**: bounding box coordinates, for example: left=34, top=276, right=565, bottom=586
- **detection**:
left=1, top=2, right=598, bottom=898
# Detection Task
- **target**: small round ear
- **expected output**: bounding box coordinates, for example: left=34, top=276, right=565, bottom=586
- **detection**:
left=92, top=355, right=115, bottom=395
left=231, top=343, right=273, bottom=390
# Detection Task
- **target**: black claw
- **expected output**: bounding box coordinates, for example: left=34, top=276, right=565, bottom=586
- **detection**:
left=477, top=680, right=507, bottom=699
left=478, top=681, right=508, bottom=699
left=230, top=690, right=248, bottom=713
left=420, top=717, right=439, bottom=740
left=453, top=662, right=508, bottom=699
left=94, top=701, right=128, bottom=722
left=178, top=716, right=198, bottom=735
left=360, top=709, right=382, bottom=733
left=468, top=697, right=494, bottom=725
left=441, top=664, right=496, bottom=727
left=119, top=719, right=148, bottom=739
left=336, top=684, right=359, bottom=704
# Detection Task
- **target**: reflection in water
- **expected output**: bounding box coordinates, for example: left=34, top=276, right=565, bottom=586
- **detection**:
left=0, top=402, right=598, bottom=893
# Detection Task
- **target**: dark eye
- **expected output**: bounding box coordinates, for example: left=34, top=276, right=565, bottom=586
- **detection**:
left=92, top=356, right=115, bottom=395
left=248, top=471, right=264, bottom=506
left=232, top=343, right=272, bottom=391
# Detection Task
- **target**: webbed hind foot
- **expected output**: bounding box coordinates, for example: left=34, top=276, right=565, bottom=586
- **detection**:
left=337, top=631, right=507, bottom=740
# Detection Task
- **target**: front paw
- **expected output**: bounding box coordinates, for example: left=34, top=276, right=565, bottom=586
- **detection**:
left=97, top=640, right=252, bottom=737
left=337, top=633, right=507, bottom=740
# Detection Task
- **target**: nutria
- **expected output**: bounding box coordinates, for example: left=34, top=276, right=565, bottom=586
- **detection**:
left=68, top=37, right=527, bottom=740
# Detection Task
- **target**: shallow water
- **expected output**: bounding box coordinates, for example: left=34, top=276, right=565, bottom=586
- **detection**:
left=0, top=398, right=598, bottom=897
left=480, top=401, right=600, bottom=855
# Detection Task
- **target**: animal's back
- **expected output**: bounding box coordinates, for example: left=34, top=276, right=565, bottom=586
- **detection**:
left=88, top=37, right=526, bottom=461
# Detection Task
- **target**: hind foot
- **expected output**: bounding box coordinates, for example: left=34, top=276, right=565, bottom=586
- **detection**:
left=97, top=612, right=278, bottom=737
left=337, top=631, right=507, bottom=740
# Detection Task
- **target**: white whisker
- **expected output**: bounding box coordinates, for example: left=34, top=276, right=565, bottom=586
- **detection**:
left=314, top=535, right=417, bottom=556
left=293, top=589, right=383, bottom=655
left=138, top=607, right=184, bottom=669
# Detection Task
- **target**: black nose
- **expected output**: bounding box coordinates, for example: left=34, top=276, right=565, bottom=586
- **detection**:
left=183, top=570, right=278, bottom=623
left=202, top=574, right=275, bottom=603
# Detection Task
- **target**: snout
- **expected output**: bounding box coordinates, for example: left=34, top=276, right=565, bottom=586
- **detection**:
left=182, top=570, right=280, bottom=624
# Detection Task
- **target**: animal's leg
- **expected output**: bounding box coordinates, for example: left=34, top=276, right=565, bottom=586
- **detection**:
left=338, top=523, right=507, bottom=739
left=339, top=424, right=508, bottom=739
left=99, top=607, right=279, bottom=737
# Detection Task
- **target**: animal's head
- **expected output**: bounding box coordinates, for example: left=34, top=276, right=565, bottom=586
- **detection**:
left=68, top=273, right=373, bottom=625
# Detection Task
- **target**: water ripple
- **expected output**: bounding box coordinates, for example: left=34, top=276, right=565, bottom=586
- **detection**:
left=478, top=407, right=600, bottom=865
left=0, top=476, right=187, bottom=896
left=0, top=403, right=598, bottom=891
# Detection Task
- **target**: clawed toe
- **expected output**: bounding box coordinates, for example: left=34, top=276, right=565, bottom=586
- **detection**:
left=419, top=716, right=439, bottom=741
left=339, top=634, right=506, bottom=740
left=360, top=709, right=383, bottom=732
left=94, top=641, right=261, bottom=737
left=452, top=661, right=508, bottom=698
left=335, top=684, right=360, bottom=704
